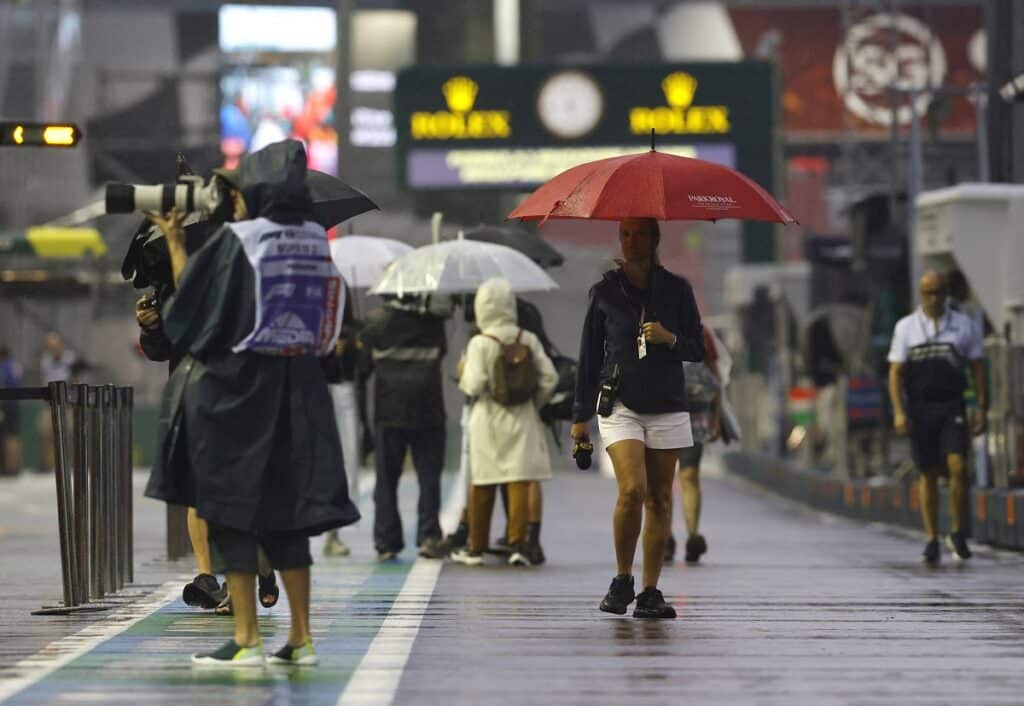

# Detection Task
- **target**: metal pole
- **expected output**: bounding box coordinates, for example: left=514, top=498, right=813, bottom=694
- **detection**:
left=972, top=83, right=991, bottom=182
left=47, top=381, right=77, bottom=607
left=88, top=386, right=103, bottom=599
left=907, top=88, right=923, bottom=303
left=335, top=0, right=354, bottom=175
left=104, top=385, right=119, bottom=592
left=123, top=387, right=134, bottom=584
left=72, top=384, right=89, bottom=604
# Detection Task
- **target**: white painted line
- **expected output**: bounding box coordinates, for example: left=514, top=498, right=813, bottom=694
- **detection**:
left=337, top=459, right=467, bottom=706
left=0, top=578, right=187, bottom=704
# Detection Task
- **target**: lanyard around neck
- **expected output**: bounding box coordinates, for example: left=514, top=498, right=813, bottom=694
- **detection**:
left=917, top=309, right=949, bottom=342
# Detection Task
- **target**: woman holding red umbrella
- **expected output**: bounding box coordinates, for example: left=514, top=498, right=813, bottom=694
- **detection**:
left=570, top=217, right=705, bottom=619
left=511, top=138, right=795, bottom=618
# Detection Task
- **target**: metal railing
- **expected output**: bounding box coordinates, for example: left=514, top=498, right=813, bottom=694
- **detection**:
left=0, top=381, right=134, bottom=614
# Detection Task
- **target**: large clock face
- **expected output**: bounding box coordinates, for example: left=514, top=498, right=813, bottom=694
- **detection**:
left=536, top=71, right=604, bottom=139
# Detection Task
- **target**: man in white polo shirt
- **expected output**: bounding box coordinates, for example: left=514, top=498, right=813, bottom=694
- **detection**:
left=888, top=270, right=986, bottom=565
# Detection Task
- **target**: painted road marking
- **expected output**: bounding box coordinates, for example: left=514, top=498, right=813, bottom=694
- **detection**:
left=337, top=462, right=466, bottom=706
left=0, top=579, right=186, bottom=703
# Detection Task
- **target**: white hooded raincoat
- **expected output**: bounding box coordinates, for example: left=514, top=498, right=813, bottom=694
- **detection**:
left=459, top=278, right=558, bottom=486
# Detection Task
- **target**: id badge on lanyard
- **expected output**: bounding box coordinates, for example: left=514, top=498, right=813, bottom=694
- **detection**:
left=637, top=305, right=647, bottom=360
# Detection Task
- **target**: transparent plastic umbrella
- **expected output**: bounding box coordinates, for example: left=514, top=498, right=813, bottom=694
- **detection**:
left=329, top=235, right=413, bottom=289
left=369, top=238, right=559, bottom=296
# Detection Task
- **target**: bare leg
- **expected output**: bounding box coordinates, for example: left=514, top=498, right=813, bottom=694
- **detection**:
left=187, top=507, right=213, bottom=575
left=641, top=448, right=679, bottom=590
left=225, top=573, right=259, bottom=646
left=947, top=454, right=967, bottom=533
left=279, top=567, right=311, bottom=647
left=679, top=465, right=701, bottom=536
left=606, top=440, right=647, bottom=577
left=919, top=473, right=939, bottom=541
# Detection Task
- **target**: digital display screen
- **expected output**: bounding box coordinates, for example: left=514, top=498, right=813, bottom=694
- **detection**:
left=406, top=143, right=734, bottom=189
left=218, top=5, right=338, bottom=174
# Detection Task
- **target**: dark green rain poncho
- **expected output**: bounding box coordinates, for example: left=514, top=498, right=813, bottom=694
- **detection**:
left=146, top=140, right=360, bottom=536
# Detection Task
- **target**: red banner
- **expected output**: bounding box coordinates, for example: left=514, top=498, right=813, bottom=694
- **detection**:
left=729, top=5, right=985, bottom=136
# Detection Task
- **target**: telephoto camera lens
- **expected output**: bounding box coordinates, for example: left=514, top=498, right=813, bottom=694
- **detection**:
left=573, top=440, right=594, bottom=470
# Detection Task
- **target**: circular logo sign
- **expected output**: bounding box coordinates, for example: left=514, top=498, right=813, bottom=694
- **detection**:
left=833, top=12, right=946, bottom=126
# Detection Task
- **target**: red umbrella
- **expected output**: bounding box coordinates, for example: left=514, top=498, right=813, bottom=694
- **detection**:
left=508, top=147, right=796, bottom=225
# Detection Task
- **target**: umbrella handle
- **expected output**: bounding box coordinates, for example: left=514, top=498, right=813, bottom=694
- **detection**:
left=650, top=128, right=655, bottom=152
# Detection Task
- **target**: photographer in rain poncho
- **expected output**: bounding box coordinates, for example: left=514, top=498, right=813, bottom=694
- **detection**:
left=145, top=140, right=359, bottom=667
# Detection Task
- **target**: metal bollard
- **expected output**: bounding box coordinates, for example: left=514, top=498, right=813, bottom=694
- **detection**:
left=87, top=386, right=102, bottom=599
left=115, top=387, right=131, bottom=587
left=47, top=381, right=78, bottom=607
left=121, top=387, right=134, bottom=584
left=72, top=384, right=90, bottom=605
left=102, top=385, right=118, bottom=593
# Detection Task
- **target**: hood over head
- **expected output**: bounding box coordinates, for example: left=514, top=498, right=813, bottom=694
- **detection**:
left=474, top=277, right=517, bottom=331
left=221, top=139, right=313, bottom=225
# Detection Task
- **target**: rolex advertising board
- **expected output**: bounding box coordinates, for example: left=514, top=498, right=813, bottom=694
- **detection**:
left=394, top=62, right=780, bottom=259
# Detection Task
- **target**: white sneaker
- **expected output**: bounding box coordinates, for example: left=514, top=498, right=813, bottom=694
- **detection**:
left=450, top=548, right=484, bottom=566
left=267, top=639, right=318, bottom=666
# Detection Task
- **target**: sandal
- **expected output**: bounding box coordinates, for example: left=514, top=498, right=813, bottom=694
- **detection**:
left=258, top=572, right=279, bottom=609
left=214, top=595, right=233, bottom=616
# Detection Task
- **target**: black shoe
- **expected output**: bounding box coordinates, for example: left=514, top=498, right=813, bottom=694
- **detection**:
left=445, top=522, right=469, bottom=551
left=418, top=536, right=449, bottom=559
left=182, top=574, right=224, bottom=610
left=922, top=539, right=941, bottom=566
left=526, top=522, right=546, bottom=565
left=946, top=532, right=972, bottom=560
left=684, top=534, right=708, bottom=564
left=664, top=535, right=676, bottom=563
left=599, top=574, right=636, bottom=615
left=633, top=587, right=676, bottom=619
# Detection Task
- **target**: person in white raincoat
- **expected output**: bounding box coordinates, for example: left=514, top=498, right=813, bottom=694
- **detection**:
left=454, top=278, right=558, bottom=566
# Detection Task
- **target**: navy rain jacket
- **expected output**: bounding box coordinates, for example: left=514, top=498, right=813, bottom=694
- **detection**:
left=573, top=266, right=704, bottom=423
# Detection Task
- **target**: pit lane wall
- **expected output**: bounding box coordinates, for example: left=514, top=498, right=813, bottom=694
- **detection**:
left=723, top=452, right=1024, bottom=549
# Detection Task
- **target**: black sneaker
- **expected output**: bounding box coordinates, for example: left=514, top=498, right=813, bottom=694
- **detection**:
left=922, top=539, right=941, bottom=566
left=946, top=532, right=972, bottom=561
left=663, top=535, right=676, bottom=563
left=599, top=574, right=636, bottom=615
left=418, top=536, right=449, bottom=559
left=182, top=574, right=224, bottom=610
left=684, top=534, right=708, bottom=564
left=633, top=587, right=677, bottom=619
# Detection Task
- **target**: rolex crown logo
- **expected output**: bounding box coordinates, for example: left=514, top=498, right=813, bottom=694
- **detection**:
left=442, top=76, right=479, bottom=113
left=662, top=71, right=698, bottom=109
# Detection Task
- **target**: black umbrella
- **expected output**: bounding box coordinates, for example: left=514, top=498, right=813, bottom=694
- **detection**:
left=463, top=224, right=564, bottom=268
left=307, top=170, right=378, bottom=230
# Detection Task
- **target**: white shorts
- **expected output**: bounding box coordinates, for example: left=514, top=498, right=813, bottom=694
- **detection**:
left=597, top=402, right=693, bottom=450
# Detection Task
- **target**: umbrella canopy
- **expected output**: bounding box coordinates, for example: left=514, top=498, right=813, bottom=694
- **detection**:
left=306, top=170, right=379, bottom=229
left=508, top=149, right=796, bottom=224
left=329, top=235, right=413, bottom=288
left=370, top=239, right=559, bottom=296
left=463, top=224, right=564, bottom=268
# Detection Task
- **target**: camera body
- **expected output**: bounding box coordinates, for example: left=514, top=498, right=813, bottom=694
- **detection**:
left=105, top=174, right=228, bottom=217
left=572, top=440, right=594, bottom=470
left=596, top=364, right=621, bottom=417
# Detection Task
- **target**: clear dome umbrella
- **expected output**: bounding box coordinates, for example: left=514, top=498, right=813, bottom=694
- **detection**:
left=329, top=235, right=413, bottom=289
left=369, top=236, right=559, bottom=296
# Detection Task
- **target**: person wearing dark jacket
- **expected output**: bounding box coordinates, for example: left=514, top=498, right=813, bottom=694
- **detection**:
left=146, top=140, right=359, bottom=666
left=358, top=296, right=449, bottom=561
left=571, top=218, right=704, bottom=620
left=134, top=220, right=247, bottom=613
